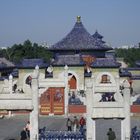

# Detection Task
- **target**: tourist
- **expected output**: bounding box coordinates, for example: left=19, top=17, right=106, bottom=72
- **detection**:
left=79, top=116, right=86, bottom=135
left=66, top=118, right=72, bottom=131
left=73, top=116, right=79, bottom=132
left=13, top=84, right=17, bottom=92
left=111, top=93, right=115, bottom=101
left=20, top=127, right=27, bottom=140
left=107, top=128, right=116, bottom=140
left=26, top=76, right=32, bottom=87
left=25, top=121, right=30, bottom=138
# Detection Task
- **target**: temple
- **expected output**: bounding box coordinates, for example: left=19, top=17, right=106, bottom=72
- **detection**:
left=0, top=16, right=140, bottom=139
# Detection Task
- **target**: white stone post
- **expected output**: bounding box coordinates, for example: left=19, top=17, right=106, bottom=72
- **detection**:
left=8, top=75, right=13, bottom=117
left=122, top=80, right=131, bottom=140
left=121, top=119, right=125, bottom=140
left=86, top=78, right=95, bottom=140
left=30, top=65, right=39, bottom=140
left=64, top=65, right=69, bottom=116
left=116, top=75, right=120, bottom=101
left=9, top=74, right=13, bottom=94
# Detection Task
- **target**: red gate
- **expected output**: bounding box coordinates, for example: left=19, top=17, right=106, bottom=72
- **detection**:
left=40, top=87, right=64, bottom=115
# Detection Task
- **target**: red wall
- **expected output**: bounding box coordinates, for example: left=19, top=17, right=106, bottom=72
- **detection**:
left=68, top=105, right=86, bottom=113
left=131, top=105, right=140, bottom=113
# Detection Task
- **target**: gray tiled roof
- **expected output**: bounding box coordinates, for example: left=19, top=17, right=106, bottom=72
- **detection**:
left=92, top=31, right=107, bottom=46
left=52, top=55, right=120, bottom=68
left=92, top=30, right=103, bottom=39
left=50, top=19, right=111, bottom=51
left=17, top=58, right=48, bottom=68
left=0, top=57, right=15, bottom=68
left=52, top=54, right=84, bottom=66
left=119, top=68, right=132, bottom=77
left=91, top=58, right=121, bottom=68
left=135, top=60, right=140, bottom=67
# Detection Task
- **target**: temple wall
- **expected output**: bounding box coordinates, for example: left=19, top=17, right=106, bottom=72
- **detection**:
left=18, top=69, right=45, bottom=92
left=53, top=66, right=84, bottom=90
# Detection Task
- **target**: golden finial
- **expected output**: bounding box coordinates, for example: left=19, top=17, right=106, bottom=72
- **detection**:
left=77, top=16, right=81, bottom=23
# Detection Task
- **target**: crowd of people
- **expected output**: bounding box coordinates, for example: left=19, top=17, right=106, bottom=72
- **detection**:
left=66, top=116, right=86, bottom=135
left=20, top=119, right=118, bottom=140
left=100, top=93, right=115, bottom=102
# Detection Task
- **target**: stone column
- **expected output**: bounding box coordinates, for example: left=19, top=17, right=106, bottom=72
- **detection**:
left=30, top=65, right=39, bottom=140
left=8, top=75, right=13, bottom=117
left=64, top=65, right=69, bottom=116
left=9, top=74, right=13, bottom=94
left=121, top=119, right=125, bottom=140
left=86, top=78, right=95, bottom=140
left=122, top=80, right=131, bottom=140
left=116, top=75, right=120, bottom=101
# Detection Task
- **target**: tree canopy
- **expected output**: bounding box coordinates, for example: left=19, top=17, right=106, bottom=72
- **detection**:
left=0, top=40, right=52, bottom=63
left=0, top=40, right=140, bottom=67
left=115, top=47, right=140, bottom=67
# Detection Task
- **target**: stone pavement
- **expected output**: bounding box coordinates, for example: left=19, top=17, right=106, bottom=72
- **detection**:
left=0, top=115, right=140, bottom=140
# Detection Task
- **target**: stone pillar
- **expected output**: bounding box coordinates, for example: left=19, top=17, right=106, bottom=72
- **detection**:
left=30, top=65, right=39, bottom=140
left=121, top=119, right=125, bottom=140
left=64, top=65, right=69, bottom=116
left=122, top=80, right=131, bottom=140
left=8, top=75, right=13, bottom=117
left=116, top=75, right=120, bottom=101
left=86, top=78, right=95, bottom=140
left=9, top=74, right=13, bottom=94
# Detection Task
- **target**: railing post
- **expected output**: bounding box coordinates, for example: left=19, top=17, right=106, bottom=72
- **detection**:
left=9, top=74, right=13, bottom=94
left=122, top=80, right=131, bottom=140
left=64, top=65, right=69, bottom=116
left=30, top=65, right=39, bottom=140
left=86, top=78, right=96, bottom=140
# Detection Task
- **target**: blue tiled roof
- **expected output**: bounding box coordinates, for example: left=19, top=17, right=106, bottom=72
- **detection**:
left=17, top=59, right=48, bottom=68
left=131, top=75, right=140, bottom=80
left=92, top=30, right=103, bottom=39
left=135, top=60, right=140, bottom=67
left=91, top=58, right=121, bottom=68
left=52, top=54, right=120, bottom=67
left=92, top=31, right=107, bottom=47
left=50, top=18, right=111, bottom=51
left=0, top=57, right=15, bottom=69
left=119, top=68, right=132, bottom=77
left=52, top=54, right=84, bottom=66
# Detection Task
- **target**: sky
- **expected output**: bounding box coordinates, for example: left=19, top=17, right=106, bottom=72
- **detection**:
left=0, top=0, right=140, bottom=48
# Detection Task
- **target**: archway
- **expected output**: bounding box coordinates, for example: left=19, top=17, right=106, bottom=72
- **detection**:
left=68, top=73, right=77, bottom=90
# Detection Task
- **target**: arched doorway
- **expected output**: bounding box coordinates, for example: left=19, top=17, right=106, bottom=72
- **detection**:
left=68, top=74, right=77, bottom=90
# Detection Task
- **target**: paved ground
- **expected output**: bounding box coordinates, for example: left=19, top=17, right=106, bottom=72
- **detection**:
left=0, top=115, right=140, bottom=140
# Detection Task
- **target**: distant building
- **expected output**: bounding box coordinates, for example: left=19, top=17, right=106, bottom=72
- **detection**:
left=118, top=45, right=139, bottom=49
left=0, top=57, right=15, bottom=79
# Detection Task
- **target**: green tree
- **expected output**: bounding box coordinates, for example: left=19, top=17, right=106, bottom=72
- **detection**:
left=0, top=40, right=52, bottom=63
left=115, top=48, right=140, bottom=67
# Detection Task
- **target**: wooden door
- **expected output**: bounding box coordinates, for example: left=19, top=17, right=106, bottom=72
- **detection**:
left=40, top=87, right=64, bottom=115
left=68, top=75, right=77, bottom=89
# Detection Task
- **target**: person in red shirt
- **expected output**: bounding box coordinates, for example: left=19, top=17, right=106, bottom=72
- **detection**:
left=79, top=117, right=86, bottom=135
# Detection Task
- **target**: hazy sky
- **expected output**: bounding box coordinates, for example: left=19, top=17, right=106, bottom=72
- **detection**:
left=0, top=0, right=140, bottom=48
